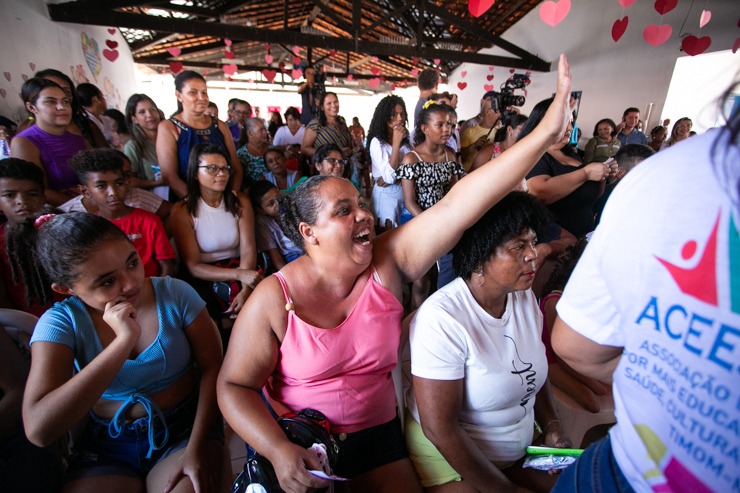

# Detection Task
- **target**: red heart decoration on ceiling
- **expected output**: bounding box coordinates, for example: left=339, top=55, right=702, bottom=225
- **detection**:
left=262, top=69, right=277, bottom=83
left=291, top=68, right=303, bottom=79
left=21, top=74, right=28, bottom=81
left=169, top=61, right=184, bottom=74
left=292, top=46, right=301, bottom=55
left=167, top=47, right=181, bottom=57
left=461, top=70, right=467, bottom=78
left=488, top=66, right=494, bottom=71
left=411, top=68, right=419, bottom=76
left=107, top=28, right=116, bottom=35
left=106, top=40, right=118, bottom=49
left=222, top=64, right=237, bottom=76
left=457, top=81, right=467, bottom=90
left=539, top=0, right=571, bottom=27
left=371, top=67, right=380, bottom=76
left=433, top=58, right=441, bottom=65
left=681, top=35, right=712, bottom=56
left=264, top=43, right=271, bottom=51
left=509, top=68, right=515, bottom=73
left=612, top=16, right=629, bottom=42
left=468, top=0, right=495, bottom=18
left=0, top=89, right=5, bottom=98
left=654, top=0, right=677, bottom=16
left=347, top=74, right=354, bottom=81
left=224, top=51, right=235, bottom=59
left=278, top=61, right=286, bottom=69
left=733, top=36, right=740, bottom=54
left=224, top=39, right=233, bottom=46
left=486, top=74, right=494, bottom=81
left=292, top=56, right=301, bottom=65
left=483, top=84, right=494, bottom=92
left=103, top=49, right=119, bottom=62
left=617, top=0, right=636, bottom=7
left=371, top=56, right=378, bottom=63
left=643, top=24, right=672, bottom=46
left=412, top=57, right=419, bottom=65
left=330, top=50, right=337, bottom=56
left=368, top=77, right=381, bottom=89
left=265, top=54, right=273, bottom=64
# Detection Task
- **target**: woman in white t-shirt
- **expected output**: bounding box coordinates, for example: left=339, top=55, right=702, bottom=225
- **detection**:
left=406, top=191, right=572, bottom=493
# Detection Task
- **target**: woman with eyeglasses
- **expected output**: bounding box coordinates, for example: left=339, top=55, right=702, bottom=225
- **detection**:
left=312, top=143, right=360, bottom=191
left=170, top=144, right=262, bottom=323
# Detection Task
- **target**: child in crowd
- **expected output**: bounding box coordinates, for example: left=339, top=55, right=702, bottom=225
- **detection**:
left=248, top=180, right=302, bottom=271
left=0, top=158, right=64, bottom=315
left=68, top=149, right=176, bottom=277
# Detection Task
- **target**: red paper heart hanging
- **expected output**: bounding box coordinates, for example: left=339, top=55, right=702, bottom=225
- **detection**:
left=224, top=51, right=235, bottom=59
left=617, top=0, right=636, bottom=7
left=412, top=57, right=419, bottom=65
left=222, top=64, right=237, bottom=76
left=433, top=58, right=441, bottom=65
left=539, top=0, right=571, bottom=27
left=291, top=68, right=302, bottom=79
left=224, top=39, right=233, bottom=46
left=733, top=37, right=740, bottom=54
left=330, top=50, right=337, bottom=56
left=488, top=66, right=494, bottom=71
left=292, top=56, right=301, bottom=65
left=612, top=16, right=629, bottom=42
left=103, top=49, right=119, bottom=62
left=509, top=68, right=515, bottom=73
left=168, top=47, right=181, bottom=57
left=486, top=74, right=494, bottom=81
left=371, top=56, right=379, bottom=62
left=681, top=35, right=711, bottom=56
left=643, top=24, right=672, bottom=46
left=292, top=46, right=301, bottom=55
left=654, top=0, right=677, bottom=16
left=347, top=74, right=354, bottom=81
left=262, top=69, right=277, bottom=83
left=106, top=40, right=118, bottom=49
left=411, top=68, right=419, bottom=76
left=368, top=77, right=381, bottom=89
left=483, top=84, right=494, bottom=92
left=265, top=54, right=273, bottom=64
left=107, top=28, right=116, bottom=35
left=371, top=67, right=381, bottom=76
left=468, top=0, right=496, bottom=18
left=169, top=61, right=184, bottom=74
left=457, top=81, right=468, bottom=90
left=461, top=70, right=467, bottom=78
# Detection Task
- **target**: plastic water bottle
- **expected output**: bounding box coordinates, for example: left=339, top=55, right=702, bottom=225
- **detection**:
left=0, top=137, right=10, bottom=159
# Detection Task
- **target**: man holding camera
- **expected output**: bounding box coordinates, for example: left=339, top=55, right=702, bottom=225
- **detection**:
left=460, top=91, right=502, bottom=171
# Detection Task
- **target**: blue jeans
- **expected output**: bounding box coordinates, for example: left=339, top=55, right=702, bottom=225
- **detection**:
left=552, top=435, right=635, bottom=493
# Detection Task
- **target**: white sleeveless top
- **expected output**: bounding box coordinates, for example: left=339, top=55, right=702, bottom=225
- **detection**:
left=193, top=197, right=239, bottom=263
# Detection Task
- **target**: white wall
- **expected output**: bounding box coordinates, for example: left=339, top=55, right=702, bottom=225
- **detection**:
left=0, top=0, right=137, bottom=122
left=448, top=0, right=740, bottom=144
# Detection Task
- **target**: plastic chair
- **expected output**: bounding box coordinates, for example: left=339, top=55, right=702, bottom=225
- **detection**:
left=551, top=385, right=615, bottom=448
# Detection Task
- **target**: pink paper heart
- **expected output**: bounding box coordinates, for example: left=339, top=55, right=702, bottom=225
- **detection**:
left=291, top=68, right=302, bottom=79
left=4, top=72, right=10, bottom=82
left=224, top=39, right=232, bottom=46
left=21, top=74, right=28, bottom=81
left=265, top=54, right=273, bottom=64
left=279, top=61, right=286, bottom=70
left=486, top=74, right=494, bottom=81
left=224, top=51, right=235, bottom=59
left=457, top=81, right=467, bottom=90
left=483, top=84, right=494, bottom=92
left=390, top=84, right=397, bottom=91
left=654, top=0, right=677, bottom=16
left=733, top=36, right=740, bottom=54
left=371, top=56, right=378, bottom=62
left=371, top=67, right=380, bottom=76
left=264, top=43, right=271, bottom=51
left=168, top=47, right=181, bottom=57
left=0, top=89, right=6, bottom=98
left=612, top=16, right=629, bottom=42
left=222, top=64, right=237, bottom=76
left=681, top=35, right=711, bottom=56
left=410, top=68, right=419, bottom=77
left=103, top=49, right=118, bottom=62
left=262, top=69, right=277, bottom=83
left=539, top=0, right=570, bottom=27
left=617, top=0, right=636, bottom=7
left=106, top=40, right=118, bottom=49
left=107, top=28, right=116, bottom=35
left=368, top=77, right=381, bottom=89
left=643, top=24, right=672, bottom=46
left=169, top=61, right=183, bottom=74
left=461, top=70, right=467, bottom=78
left=433, top=58, right=441, bottom=65
left=292, top=46, right=300, bottom=55
left=412, top=57, right=419, bottom=65
left=488, top=66, right=494, bottom=71
left=29, top=62, right=36, bottom=72
left=699, top=10, right=711, bottom=28
left=347, top=74, right=354, bottom=81
left=468, top=0, right=496, bottom=18
left=292, top=56, right=301, bottom=65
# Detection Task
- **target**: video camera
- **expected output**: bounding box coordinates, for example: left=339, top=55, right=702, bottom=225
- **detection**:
left=489, top=73, right=530, bottom=115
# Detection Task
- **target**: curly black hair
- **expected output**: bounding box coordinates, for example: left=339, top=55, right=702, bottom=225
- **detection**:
left=0, top=157, right=45, bottom=190
left=366, top=95, right=410, bottom=148
left=452, top=192, right=552, bottom=280
left=68, top=148, right=125, bottom=184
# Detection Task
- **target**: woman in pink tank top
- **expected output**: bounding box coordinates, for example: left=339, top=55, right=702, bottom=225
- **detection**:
left=218, top=55, right=576, bottom=493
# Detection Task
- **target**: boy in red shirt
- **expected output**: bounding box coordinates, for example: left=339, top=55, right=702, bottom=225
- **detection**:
left=69, top=149, right=175, bottom=277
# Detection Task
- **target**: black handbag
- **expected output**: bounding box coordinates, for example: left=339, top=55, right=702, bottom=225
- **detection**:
left=232, top=409, right=339, bottom=493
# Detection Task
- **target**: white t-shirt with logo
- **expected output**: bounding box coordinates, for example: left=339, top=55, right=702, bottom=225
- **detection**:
left=407, top=278, right=548, bottom=463
left=557, top=128, right=740, bottom=493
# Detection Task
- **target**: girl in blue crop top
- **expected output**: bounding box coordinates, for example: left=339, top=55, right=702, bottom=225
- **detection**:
left=12, top=212, right=224, bottom=492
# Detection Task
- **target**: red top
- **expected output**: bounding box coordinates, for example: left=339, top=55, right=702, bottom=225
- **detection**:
left=109, top=208, right=175, bottom=277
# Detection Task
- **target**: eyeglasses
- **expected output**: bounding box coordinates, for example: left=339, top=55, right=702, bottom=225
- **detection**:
left=198, top=165, right=233, bottom=175
left=323, top=157, right=347, bottom=166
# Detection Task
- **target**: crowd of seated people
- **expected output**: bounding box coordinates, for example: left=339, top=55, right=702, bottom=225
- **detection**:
left=0, top=55, right=729, bottom=493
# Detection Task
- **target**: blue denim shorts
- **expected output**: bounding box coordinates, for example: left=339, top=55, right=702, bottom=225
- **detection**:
left=65, top=392, right=222, bottom=480
left=552, top=434, right=635, bottom=493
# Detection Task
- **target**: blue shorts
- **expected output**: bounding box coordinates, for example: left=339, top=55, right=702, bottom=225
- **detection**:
left=552, top=435, right=635, bottom=493
left=65, top=392, right=222, bottom=480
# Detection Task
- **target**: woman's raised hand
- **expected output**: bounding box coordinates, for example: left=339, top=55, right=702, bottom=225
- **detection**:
left=539, top=54, right=573, bottom=144
left=103, top=299, right=142, bottom=343
left=392, top=124, right=407, bottom=147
